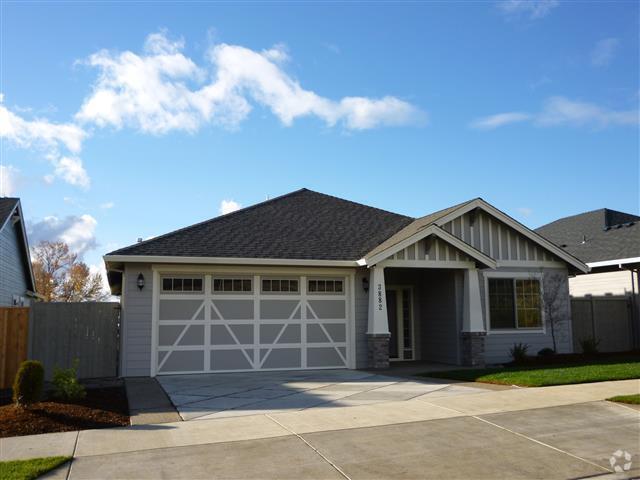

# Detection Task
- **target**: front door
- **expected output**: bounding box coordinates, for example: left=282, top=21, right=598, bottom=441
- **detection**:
left=386, top=287, right=414, bottom=361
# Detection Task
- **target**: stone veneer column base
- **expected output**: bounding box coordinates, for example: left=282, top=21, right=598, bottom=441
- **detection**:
left=367, top=333, right=391, bottom=369
left=461, top=331, right=486, bottom=367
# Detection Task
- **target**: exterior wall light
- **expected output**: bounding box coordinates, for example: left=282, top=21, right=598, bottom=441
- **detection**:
left=362, top=277, right=370, bottom=293
left=137, top=273, right=145, bottom=290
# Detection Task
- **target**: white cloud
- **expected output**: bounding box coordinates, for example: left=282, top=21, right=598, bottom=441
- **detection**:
left=0, top=164, right=20, bottom=196
left=497, top=0, right=558, bottom=19
left=28, top=214, right=98, bottom=256
left=51, top=156, right=90, bottom=189
left=536, top=96, right=638, bottom=128
left=591, top=38, right=619, bottom=67
left=471, top=96, right=639, bottom=130
left=516, top=207, right=533, bottom=217
left=0, top=94, right=89, bottom=188
left=219, top=199, right=242, bottom=215
left=470, top=112, right=531, bottom=130
left=76, top=32, right=424, bottom=133
left=100, top=201, right=115, bottom=209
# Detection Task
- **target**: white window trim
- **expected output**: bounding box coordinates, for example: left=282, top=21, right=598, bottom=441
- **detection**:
left=212, top=276, right=254, bottom=294
left=484, top=271, right=546, bottom=335
left=160, top=275, right=205, bottom=294
left=261, top=277, right=301, bottom=295
left=307, top=277, right=346, bottom=295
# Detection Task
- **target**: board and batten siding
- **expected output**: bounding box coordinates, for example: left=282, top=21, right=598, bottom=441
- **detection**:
left=121, top=263, right=153, bottom=376
left=0, top=220, right=30, bottom=306
left=442, top=210, right=556, bottom=263
left=387, top=236, right=475, bottom=264
left=480, top=267, right=573, bottom=364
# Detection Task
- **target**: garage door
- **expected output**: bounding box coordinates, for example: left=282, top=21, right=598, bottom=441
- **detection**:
left=154, top=274, right=350, bottom=374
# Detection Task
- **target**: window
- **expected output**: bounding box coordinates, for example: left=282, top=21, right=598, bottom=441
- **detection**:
left=212, top=277, right=252, bottom=293
left=308, top=279, right=344, bottom=294
left=262, top=278, right=299, bottom=293
left=488, top=278, right=542, bottom=330
left=161, top=276, right=203, bottom=292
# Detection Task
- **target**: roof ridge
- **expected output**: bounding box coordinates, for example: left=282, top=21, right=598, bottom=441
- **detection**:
left=107, top=188, right=309, bottom=255
left=302, top=188, right=413, bottom=220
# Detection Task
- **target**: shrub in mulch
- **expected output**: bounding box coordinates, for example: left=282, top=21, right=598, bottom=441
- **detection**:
left=0, top=386, right=130, bottom=438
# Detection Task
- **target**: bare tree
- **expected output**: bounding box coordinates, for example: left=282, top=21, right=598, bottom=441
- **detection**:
left=32, top=241, right=108, bottom=302
left=542, top=271, right=568, bottom=352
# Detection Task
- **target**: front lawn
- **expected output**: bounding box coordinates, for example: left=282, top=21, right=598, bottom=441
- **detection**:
left=420, top=361, right=640, bottom=387
left=607, top=394, right=640, bottom=405
left=0, top=456, right=71, bottom=480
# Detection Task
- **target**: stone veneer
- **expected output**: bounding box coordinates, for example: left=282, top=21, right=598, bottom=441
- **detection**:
left=461, top=331, right=486, bottom=367
left=367, top=333, right=391, bottom=369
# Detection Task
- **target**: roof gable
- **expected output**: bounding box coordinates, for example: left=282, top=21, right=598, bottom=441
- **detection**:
left=362, top=198, right=588, bottom=273
left=0, top=198, right=36, bottom=292
left=108, top=189, right=412, bottom=261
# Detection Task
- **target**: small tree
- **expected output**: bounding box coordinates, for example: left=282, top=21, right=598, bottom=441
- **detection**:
left=32, top=241, right=108, bottom=302
left=542, top=271, right=568, bottom=353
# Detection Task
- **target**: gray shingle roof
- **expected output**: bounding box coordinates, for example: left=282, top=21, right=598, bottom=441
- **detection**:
left=0, top=198, right=19, bottom=228
left=108, top=189, right=413, bottom=261
left=535, top=208, right=640, bottom=264
left=363, top=199, right=477, bottom=259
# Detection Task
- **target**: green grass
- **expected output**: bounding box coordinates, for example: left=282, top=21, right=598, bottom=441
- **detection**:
left=607, top=394, right=640, bottom=405
left=420, top=361, right=640, bottom=387
left=0, top=456, right=71, bottom=480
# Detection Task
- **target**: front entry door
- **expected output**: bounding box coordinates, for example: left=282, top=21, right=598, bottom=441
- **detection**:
left=386, top=287, right=414, bottom=361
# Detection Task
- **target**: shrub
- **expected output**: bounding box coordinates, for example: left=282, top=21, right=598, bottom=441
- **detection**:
left=12, top=360, right=44, bottom=407
left=52, top=359, right=86, bottom=401
left=537, top=347, right=556, bottom=357
left=510, top=343, right=530, bottom=364
left=580, top=337, right=600, bottom=355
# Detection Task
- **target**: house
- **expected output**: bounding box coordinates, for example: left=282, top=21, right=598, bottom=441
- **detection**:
left=0, top=198, right=37, bottom=306
left=104, top=189, right=588, bottom=377
left=536, top=208, right=640, bottom=297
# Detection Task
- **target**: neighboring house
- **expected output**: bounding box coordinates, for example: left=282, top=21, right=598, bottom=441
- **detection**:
left=105, top=189, right=587, bottom=377
left=0, top=198, right=37, bottom=306
left=536, top=208, right=640, bottom=297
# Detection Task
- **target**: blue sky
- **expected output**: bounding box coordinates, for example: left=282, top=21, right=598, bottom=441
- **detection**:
left=1, top=1, right=638, bottom=281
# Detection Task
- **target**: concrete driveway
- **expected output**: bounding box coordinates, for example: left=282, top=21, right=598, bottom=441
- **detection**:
left=157, top=369, right=485, bottom=420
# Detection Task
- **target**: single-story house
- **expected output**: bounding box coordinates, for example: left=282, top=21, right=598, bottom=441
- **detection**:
left=0, top=197, right=38, bottom=306
left=536, top=208, right=640, bottom=297
left=105, top=189, right=588, bottom=377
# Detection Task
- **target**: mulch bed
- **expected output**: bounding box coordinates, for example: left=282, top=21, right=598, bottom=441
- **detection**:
left=0, top=386, right=130, bottom=438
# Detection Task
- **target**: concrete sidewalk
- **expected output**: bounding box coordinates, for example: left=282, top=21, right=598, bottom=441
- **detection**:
left=54, top=399, right=640, bottom=479
left=2, top=378, right=637, bottom=463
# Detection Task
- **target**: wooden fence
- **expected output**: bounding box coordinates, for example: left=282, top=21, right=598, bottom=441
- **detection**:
left=571, top=296, right=634, bottom=353
left=0, top=307, right=30, bottom=389
left=29, top=302, right=120, bottom=381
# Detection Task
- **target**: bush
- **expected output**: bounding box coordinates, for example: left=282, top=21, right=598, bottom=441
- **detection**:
left=12, top=360, right=44, bottom=407
left=580, top=337, right=600, bottom=355
left=537, top=347, right=556, bottom=357
left=52, top=359, right=86, bottom=401
left=510, top=343, right=530, bottom=364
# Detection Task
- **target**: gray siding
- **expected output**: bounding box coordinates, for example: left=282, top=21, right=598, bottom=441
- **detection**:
left=481, top=267, right=573, bottom=364
left=354, top=267, right=369, bottom=368
left=0, top=220, right=30, bottom=306
left=121, top=263, right=153, bottom=376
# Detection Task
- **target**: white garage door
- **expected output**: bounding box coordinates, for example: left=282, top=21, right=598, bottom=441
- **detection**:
left=154, top=273, right=350, bottom=374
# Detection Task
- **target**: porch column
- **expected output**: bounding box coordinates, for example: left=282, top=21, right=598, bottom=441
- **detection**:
left=366, top=265, right=390, bottom=368
left=461, top=268, right=486, bottom=366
